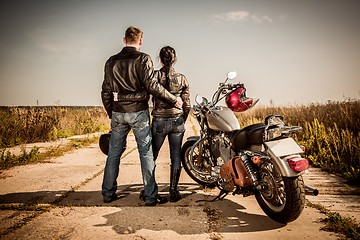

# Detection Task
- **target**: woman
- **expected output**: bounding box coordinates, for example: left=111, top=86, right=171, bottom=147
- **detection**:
left=152, top=46, right=191, bottom=202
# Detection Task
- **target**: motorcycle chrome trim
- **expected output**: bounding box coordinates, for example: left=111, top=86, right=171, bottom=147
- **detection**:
left=264, top=115, right=302, bottom=141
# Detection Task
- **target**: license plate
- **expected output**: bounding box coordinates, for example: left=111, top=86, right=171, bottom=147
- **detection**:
left=265, top=138, right=304, bottom=157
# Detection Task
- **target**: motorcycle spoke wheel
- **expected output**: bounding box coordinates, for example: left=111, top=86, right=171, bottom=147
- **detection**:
left=191, top=147, right=212, bottom=173
left=258, top=162, right=286, bottom=211
left=181, top=140, right=216, bottom=186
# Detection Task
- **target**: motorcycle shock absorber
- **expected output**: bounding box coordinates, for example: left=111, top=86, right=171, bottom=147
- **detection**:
left=241, top=154, right=258, bottom=184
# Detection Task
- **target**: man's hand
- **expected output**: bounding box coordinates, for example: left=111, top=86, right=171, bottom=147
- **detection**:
left=175, top=97, right=183, bottom=109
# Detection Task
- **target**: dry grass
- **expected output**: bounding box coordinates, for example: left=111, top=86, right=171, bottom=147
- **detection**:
left=0, top=106, right=109, bottom=148
left=307, top=200, right=360, bottom=239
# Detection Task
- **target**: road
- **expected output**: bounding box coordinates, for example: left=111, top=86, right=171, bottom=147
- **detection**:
left=1, top=116, right=358, bottom=239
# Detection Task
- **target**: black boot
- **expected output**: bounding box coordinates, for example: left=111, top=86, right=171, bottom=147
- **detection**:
left=170, top=168, right=181, bottom=202
left=140, top=189, right=168, bottom=205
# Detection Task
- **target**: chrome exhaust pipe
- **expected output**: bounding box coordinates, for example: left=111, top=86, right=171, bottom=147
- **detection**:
left=305, top=184, right=319, bottom=196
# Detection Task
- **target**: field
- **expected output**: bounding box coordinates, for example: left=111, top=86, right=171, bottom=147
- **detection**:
left=0, top=101, right=359, bottom=185
left=235, top=99, right=360, bottom=185
left=0, top=106, right=109, bottom=148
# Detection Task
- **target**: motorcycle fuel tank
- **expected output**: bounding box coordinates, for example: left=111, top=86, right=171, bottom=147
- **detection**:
left=206, top=106, right=240, bottom=132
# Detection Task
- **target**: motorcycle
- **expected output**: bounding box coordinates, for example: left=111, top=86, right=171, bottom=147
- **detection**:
left=181, top=72, right=317, bottom=223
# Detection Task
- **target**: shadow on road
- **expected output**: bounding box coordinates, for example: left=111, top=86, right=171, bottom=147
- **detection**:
left=0, top=183, right=285, bottom=235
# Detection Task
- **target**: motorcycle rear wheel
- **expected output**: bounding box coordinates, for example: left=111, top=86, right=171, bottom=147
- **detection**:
left=181, top=140, right=217, bottom=186
left=255, top=161, right=305, bottom=223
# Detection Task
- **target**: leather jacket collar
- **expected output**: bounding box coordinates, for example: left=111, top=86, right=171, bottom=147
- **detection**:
left=120, top=46, right=139, bottom=53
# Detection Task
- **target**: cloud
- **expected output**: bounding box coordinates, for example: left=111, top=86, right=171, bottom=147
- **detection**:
left=211, top=11, right=250, bottom=22
left=210, top=11, right=275, bottom=24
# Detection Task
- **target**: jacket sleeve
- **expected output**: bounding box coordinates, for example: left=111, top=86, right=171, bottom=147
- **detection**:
left=101, top=58, right=113, bottom=119
left=139, top=55, right=177, bottom=104
left=181, top=75, right=191, bottom=122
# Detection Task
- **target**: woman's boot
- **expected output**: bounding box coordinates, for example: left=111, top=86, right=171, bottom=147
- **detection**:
left=170, top=168, right=181, bottom=202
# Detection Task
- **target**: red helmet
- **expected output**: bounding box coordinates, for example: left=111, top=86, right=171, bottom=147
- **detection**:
left=225, top=87, right=258, bottom=112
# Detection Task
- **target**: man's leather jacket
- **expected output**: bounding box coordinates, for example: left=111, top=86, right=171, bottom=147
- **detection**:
left=101, top=47, right=177, bottom=118
left=152, top=67, right=191, bottom=121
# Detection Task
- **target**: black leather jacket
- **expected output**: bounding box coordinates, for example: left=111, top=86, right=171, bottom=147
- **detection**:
left=152, top=67, right=191, bottom=121
left=101, top=47, right=177, bottom=118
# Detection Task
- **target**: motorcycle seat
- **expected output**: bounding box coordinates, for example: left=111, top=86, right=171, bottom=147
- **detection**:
left=230, top=123, right=265, bottom=150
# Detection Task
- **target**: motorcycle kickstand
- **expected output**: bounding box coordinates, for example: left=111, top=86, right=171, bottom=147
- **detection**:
left=196, top=189, right=229, bottom=203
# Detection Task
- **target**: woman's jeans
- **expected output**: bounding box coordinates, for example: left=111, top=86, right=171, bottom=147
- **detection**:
left=152, top=116, right=185, bottom=169
left=102, top=110, right=158, bottom=203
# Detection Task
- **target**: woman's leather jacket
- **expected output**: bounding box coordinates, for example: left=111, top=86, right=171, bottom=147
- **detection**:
left=152, top=67, right=191, bottom=122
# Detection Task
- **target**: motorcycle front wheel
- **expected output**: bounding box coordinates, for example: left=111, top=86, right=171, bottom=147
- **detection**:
left=255, top=161, right=305, bottom=223
left=181, top=139, right=217, bottom=186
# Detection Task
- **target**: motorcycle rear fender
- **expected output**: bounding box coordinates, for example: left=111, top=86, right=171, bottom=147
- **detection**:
left=264, top=138, right=306, bottom=177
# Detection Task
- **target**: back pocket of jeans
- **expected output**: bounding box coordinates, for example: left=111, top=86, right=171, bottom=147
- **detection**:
left=174, top=117, right=185, bottom=133
left=153, top=120, right=164, bottom=134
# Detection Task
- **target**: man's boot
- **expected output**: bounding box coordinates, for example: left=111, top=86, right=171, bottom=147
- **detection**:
left=170, top=168, right=181, bottom=202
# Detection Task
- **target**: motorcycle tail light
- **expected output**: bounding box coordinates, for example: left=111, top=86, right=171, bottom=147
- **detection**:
left=288, top=157, right=309, bottom=172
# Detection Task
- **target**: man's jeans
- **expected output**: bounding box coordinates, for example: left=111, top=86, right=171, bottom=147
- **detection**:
left=152, top=116, right=185, bottom=169
left=102, top=110, right=158, bottom=203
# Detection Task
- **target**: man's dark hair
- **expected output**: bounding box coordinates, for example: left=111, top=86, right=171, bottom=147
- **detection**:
left=125, top=26, right=143, bottom=44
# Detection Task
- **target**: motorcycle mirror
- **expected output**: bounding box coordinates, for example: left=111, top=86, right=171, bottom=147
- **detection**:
left=227, top=71, right=237, bottom=80
left=195, top=94, right=208, bottom=105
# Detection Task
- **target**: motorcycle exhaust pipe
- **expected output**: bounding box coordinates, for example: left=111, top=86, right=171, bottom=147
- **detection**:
left=305, top=184, right=319, bottom=196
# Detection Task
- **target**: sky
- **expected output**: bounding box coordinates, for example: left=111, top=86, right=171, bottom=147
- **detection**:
left=0, top=0, right=360, bottom=107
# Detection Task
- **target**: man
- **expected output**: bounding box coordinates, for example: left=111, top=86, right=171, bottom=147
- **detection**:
left=101, top=26, right=182, bottom=206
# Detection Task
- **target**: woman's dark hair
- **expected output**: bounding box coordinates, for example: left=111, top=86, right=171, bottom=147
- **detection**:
left=159, top=46, right=176, bottom=87
left=159, top=46, right=176, bottom=67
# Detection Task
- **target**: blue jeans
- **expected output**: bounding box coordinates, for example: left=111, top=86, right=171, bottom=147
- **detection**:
left=152, top=116, right=185, bottom=169
left=102, top=110, right=158, bottom=203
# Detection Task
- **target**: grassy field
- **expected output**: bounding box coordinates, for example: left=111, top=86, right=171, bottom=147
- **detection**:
left=235, top=99, right=360, bottom=185
left=0, top=106, right=109, bottom=148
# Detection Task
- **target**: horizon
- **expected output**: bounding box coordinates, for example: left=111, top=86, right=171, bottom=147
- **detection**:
left=1, top=97, right=359, bottom=109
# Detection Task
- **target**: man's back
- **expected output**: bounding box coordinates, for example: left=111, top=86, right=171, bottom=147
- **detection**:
left=102, top=46, right=155, bottom=114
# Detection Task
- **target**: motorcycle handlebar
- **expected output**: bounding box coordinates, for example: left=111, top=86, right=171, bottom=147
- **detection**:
left=219, top=82, right=243, bottom=89
left=212, top=82, right=244, bottom=104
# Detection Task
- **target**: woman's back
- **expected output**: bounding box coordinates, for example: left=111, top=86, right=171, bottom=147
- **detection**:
left=152, top=67, right=190, bottom=119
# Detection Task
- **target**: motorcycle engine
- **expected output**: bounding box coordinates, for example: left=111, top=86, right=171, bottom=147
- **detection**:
left=211, top=135, right=232, bottom=167
left=211, top=135, right=237, bottom=191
